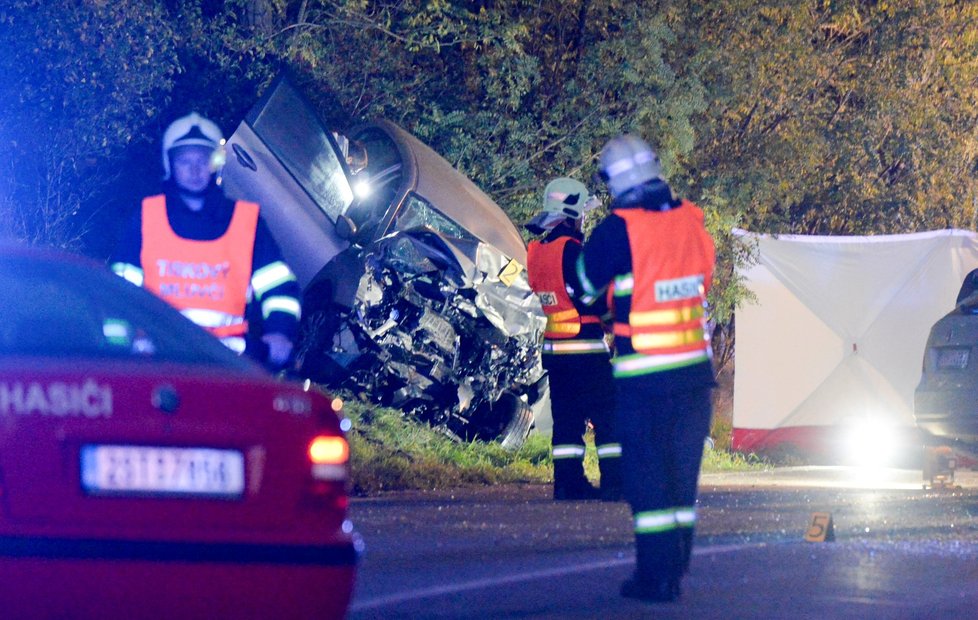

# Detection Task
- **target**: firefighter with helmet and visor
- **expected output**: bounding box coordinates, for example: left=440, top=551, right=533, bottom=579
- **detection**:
left=571, top=134, right=716, bottom=603
left=111, top=112, right=302, bottom=371
left=526, top=177, right=622, bottom=502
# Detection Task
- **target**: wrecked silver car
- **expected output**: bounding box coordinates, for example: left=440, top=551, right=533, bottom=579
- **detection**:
left=221, top=76, right=546, bottom=448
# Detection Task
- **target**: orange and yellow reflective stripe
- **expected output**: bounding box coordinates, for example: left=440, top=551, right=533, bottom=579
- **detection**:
left=545, top=319, right=581, bottom=334
left=632, top=328, right=705, bottom=350
left=629, top=305, right=704, bottom=327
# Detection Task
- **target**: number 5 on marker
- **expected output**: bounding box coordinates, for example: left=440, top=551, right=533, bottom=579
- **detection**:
left=805, top=512, right=834, bottom=542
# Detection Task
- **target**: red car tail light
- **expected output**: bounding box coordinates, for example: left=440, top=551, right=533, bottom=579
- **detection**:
left=308, top=435, right=349, bottom=481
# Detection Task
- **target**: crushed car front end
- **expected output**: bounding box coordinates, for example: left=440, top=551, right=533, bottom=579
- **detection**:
left=222, top=75, right=547, bottom=449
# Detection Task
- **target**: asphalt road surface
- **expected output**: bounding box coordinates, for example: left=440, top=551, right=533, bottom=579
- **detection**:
left=346, top=466, right=978, bottom=619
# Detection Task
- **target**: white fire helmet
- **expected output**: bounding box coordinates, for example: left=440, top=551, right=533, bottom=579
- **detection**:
left=597, top=134, right=664, bottom=198
left=543, top=177, right=590, bottom=219
left=161, top=112, right=225, bottom=180
left=525, top=177, right=601, bottom=234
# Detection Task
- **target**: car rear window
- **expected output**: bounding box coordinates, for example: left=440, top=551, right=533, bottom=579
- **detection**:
left=0, top=255, right=253, bottom=370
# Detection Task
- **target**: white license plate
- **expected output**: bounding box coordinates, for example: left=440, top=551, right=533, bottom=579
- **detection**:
left=937, top=348, right=970, bottom=370
left=80, top=445, right=245, bottom=498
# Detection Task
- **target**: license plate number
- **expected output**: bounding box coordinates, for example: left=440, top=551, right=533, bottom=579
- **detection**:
left=937, top=348, right=970, bottom=370
left=80, top=445, right=245, bottom=498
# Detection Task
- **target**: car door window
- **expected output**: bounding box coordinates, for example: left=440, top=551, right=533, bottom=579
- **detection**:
left=247, top=80, right=353, bottom=222
left=344, top=127, right=404, bottom=241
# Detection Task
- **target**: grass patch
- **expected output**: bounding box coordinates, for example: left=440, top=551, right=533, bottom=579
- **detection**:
left=702, top=444, right=767, bottom=471
left=341, top=396, right=552, bottom=495
left=340, top=396, right=766, bottom=495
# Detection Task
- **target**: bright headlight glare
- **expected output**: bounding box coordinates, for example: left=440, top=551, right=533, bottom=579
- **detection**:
left=845, top=418, right=896, bottom=467
left=353, top=180, right=372, bottom=198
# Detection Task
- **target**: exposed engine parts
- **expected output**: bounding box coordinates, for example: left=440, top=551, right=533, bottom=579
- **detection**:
left=295, top=229, right=547, bottom=450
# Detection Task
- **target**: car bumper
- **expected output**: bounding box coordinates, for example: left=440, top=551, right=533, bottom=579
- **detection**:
left=915, top=387, right=978, bottom=444
left=0, top=535, right=358, bottom=618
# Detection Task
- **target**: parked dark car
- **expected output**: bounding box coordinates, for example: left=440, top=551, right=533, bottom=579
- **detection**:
left=915, top=268, right=978, bottom=456
left=221, top=76, right=546, bottom=448
left=0, top=243, right=357, bottom=618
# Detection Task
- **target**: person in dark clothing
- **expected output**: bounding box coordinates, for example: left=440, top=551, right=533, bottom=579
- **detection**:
left=570, top=135, right=716, bottom=602
left=111, top=112, right=302, bottom=371
left=526, top=177, right=622, bottom=501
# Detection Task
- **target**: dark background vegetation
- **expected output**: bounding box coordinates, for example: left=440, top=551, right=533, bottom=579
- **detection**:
left=3, top=0, right=978, bottom=383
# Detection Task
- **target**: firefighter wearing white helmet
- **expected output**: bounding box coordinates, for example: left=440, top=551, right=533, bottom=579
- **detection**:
left=525, top=177, right=622, bottom=501
left=596, top=133, right=665, bottom=200
left=569, top=134, right=716, bottom=602
left=111, top=112, right=302, bottom=372
left=525, top=177, right=600, bottom=235
left=160, top=112, right=226, bottom=181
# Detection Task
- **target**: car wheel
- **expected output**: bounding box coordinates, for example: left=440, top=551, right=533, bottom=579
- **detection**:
left=464, top=391, right=533, bottom=451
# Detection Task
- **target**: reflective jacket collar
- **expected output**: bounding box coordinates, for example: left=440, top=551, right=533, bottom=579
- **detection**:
left=611, top=181, right=679, bottom=212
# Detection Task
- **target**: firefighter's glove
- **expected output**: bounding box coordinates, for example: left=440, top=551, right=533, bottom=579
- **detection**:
left=262, top=332, right=294, bottom=370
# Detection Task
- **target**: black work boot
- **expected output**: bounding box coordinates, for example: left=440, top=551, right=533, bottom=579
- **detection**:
left=553, top=479, right=600, bottom=500
left=623, top=536, right=683, bottom=602
left=619, top=573, right=680, bottom=603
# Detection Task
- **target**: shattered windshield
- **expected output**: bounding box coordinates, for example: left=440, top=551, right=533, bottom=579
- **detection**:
left=246, top=80, right=353, bottom=222
left=393, top=194, right=476, bottom=242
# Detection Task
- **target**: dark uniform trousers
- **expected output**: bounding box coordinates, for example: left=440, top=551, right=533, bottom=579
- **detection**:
left=616, top=379, right=713, bottom=582
left=544, top=350, right=618, bottom=487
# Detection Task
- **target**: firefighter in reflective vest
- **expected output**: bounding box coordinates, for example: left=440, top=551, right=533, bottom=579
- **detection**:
left=111, top=112, right=302, bottom=371
left=571, top=135, right=716, bottom=602
left=526, top=177, right=622, bottom=501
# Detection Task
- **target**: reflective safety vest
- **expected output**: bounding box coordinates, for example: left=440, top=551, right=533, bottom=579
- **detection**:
left=527, top=237, right=603, bottom=345
left=612, top=201, right=714, bottom=363
left=140, top=195, right=258, bottom=340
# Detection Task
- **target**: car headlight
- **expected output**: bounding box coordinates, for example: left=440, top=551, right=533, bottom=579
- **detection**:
left=844, top=416, right=897, bottom=467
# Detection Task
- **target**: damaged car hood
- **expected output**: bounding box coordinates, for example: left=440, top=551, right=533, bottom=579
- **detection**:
left=296, top=229, right=546, bottom=447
